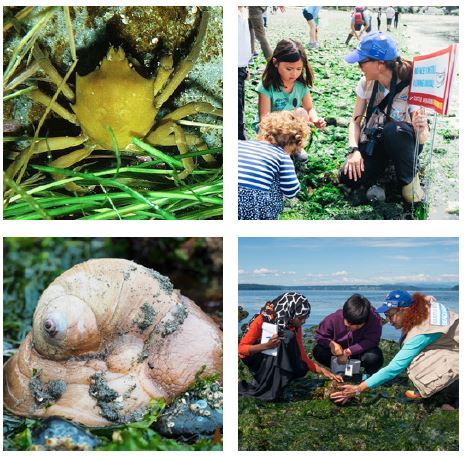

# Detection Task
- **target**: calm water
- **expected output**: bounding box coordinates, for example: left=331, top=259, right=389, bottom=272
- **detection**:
left=238, top=288, right=459, bottom=341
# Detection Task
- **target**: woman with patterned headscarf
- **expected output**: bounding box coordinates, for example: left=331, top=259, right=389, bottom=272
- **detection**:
left=239, top=292, right=342, bottom=400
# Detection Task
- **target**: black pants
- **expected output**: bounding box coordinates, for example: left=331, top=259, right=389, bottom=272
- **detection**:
left=312, top=343, right=384, bottom=375
left=239, top=329, right=308, bottom=400
left=339, top=121, right=423, bottom=189
left=238, top=67, right=247, bottom=140
left=425, top=379, right=459, bottom=409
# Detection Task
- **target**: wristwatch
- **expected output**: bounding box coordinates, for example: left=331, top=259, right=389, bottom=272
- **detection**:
left=347, top=146, right=359, bottom=156
left=355, top=386, right=361, bottom=396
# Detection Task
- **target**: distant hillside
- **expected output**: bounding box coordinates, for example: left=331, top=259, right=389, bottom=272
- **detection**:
left=239, top=283, right=458, bottom=291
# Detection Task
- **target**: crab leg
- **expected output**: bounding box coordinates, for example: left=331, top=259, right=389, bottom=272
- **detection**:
left=153, top=11, right=209, bottom=116
left=32, top=44, right=75, bottom=101
left=27, top=89, right=78, bottom=125
left=147, top=121, right=193, bottom=179
left=148, top=130, right=215, bottom=164
left=49, top=145, right=96, bottom=193
left=153, top=56, right=174, bottom=99
left=161, top=101, right=223, bottom=121
left=149, top=133, right=204, bottom=148
left=32, top=136, right=86, bottom=154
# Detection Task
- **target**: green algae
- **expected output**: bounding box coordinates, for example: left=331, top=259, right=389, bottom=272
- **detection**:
left=238, top=336, right=458, bottom=451
left=134, top=303, right=157, bottom=332
left=28, top=371, right=67, bottom=408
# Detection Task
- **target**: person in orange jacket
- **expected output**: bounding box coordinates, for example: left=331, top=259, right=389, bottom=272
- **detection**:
left=239, top=292, right=342, bottom=401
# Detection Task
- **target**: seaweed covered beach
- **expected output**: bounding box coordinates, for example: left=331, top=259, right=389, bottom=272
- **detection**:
left=244, top=7, right=459, bottom=220
left=238, top=329, right=459, bottom=451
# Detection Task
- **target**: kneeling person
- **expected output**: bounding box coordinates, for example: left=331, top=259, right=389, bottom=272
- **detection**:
left=313, top=294, right=383, bottom=375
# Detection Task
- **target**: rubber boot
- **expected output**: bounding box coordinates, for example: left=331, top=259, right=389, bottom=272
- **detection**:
left=402, top=174, right=425, bottom=202
left=345, top=34, right=353, bottom=45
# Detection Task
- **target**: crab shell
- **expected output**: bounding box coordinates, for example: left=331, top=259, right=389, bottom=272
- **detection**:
left=3, top=259, right=223, bottom=427
left=72, top=47, right=156, bottom=150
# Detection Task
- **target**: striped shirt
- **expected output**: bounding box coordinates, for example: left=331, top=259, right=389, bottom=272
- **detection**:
left=238, top=140, right=300, bottom=198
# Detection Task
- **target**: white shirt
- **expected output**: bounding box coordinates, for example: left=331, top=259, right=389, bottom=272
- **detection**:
left=238, top=8, right=252, bottom=68
left=385, top=7, right=395, bottom=19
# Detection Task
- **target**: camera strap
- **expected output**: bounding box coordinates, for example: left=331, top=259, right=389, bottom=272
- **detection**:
left=365, top=73, right=410, bottom=125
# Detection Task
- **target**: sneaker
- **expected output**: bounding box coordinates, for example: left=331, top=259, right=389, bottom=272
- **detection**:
left=307, top=41, right=318, bottom=49
left=404, top=390, right=422, bottom=400
left=366, top=185, right=386, bottom=203
left=402, top=174, right=425, bottom=202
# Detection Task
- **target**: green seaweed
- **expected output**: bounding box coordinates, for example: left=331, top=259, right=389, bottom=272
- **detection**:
left=238, top=335, right=458, bottom=451
left=244, top=9, right=458, bottom=220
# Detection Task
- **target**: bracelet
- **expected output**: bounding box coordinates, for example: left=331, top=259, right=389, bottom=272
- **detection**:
left=347, top=146, right=359, bottom=156
left=355, top=386, right=361, bottom=396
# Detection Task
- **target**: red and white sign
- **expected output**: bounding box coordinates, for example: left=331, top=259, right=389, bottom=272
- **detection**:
left=408, top=44, right=457, bottom=115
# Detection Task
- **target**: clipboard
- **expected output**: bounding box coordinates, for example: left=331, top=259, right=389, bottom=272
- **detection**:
left=261, top=322, right=278, bottom=356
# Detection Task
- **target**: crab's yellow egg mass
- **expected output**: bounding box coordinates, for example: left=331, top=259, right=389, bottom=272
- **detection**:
left=72, top=47, right=156, bottom=150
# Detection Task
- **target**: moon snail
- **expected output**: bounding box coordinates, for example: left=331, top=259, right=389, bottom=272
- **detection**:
left=3, top=259, right=223, bottom=427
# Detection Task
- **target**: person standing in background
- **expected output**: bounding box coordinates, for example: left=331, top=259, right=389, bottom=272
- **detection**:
left=377, top=8, right=382, bottom=30
left=302, top=6, right=321, bottom=49
left=394, top=9, right=400, bottom=29
left=248, top=6, right=278, bottom=60
left=385, top=6, right=395, bottom=31
left=263, top=7, right=269, bottom=28
left=238, top=7, right=252, bottom=140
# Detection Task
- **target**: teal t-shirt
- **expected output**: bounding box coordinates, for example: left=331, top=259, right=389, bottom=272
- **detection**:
left=258, top=81, right=310, bottom=112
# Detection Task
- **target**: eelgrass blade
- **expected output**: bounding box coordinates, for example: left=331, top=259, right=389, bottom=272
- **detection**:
left=131, top=137, right=184, bottom=169
left=108, top=127, right=121, bottom=176
left=3, top=171, right=51, bottom=220
left=32, top=164, right=177, bottom=220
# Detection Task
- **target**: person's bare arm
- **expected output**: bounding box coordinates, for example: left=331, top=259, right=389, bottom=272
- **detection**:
left=344, top=96, right=367, bottom=181
left=258, top=93, right=272, bottom=122
left=303, top=93, right=326, bottom=129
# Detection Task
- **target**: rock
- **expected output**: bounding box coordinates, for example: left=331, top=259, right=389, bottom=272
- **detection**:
left=366, top=185, right=386, bottom=203
left=31, top=418, right=101, bottom=450
left=238, top=306, right=249, bottom=322
left=155, top=382, right=223, bottom=438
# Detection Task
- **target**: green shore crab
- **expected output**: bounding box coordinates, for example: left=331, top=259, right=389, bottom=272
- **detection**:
left=5, top=7, right=223, bottom=191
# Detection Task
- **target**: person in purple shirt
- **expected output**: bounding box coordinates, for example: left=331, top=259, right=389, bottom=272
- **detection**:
left=313, top=294, right=383, bottom=375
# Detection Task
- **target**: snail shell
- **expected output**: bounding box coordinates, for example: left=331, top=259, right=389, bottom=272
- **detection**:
left=3, top=259, right=222, bottom=427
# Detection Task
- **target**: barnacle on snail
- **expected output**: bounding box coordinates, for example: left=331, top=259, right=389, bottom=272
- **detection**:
left=3, top=259, right=222, bottom=427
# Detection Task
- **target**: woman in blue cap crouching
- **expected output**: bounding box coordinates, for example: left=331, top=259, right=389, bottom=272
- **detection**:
left=330, top=290, right=459, bottom=409
left=340, top=32, right=429, bottom=203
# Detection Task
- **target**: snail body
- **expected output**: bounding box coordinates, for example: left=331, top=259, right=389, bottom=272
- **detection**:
left=3, top=259, right=222, bottom=427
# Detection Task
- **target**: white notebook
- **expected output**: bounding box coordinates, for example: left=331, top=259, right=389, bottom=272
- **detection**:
left=261, top=322, right=278, bottom=356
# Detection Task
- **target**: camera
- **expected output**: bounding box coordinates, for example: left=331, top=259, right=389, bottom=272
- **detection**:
left=360, top=126, right=384, bottom=157
left=330, top=357, right=361, bottom=377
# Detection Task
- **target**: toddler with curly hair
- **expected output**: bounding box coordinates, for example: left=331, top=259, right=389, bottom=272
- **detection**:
left=238, top=111, right=310, bottom=220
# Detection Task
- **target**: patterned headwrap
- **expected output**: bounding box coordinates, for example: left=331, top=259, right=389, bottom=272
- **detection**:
left=243, top=292, right=311, bottom=334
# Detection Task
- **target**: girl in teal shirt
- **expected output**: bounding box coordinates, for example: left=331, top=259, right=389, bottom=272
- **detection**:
left=258, top=39, right=326, bottom=130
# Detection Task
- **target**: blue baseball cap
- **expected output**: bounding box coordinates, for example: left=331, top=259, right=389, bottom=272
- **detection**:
left=345, top=31, right=398, bottom=64
left=376, top=290, right=413, bottom=313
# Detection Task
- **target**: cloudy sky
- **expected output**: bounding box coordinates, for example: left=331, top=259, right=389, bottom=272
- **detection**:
left=238, top=238, right=459, bottom=286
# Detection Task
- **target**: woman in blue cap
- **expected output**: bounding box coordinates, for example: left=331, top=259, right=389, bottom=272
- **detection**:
left=330, top=290, right=459, bottom=409
left=340, top=32, right=429, bottom=203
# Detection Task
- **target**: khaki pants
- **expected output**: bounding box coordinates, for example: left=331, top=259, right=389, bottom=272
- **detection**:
left=248, top=15, right=272, bottom=60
